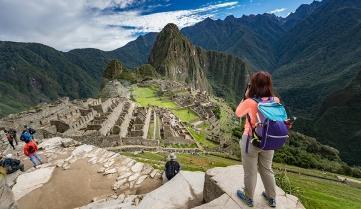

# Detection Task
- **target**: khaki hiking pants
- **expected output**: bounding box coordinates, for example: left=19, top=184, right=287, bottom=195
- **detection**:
left=240, top=135, right=276, bottom=199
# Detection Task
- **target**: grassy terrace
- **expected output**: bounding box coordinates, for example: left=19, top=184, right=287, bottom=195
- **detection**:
left=132, top=87, right=177, bottom=109
left=132, top=86, right=198, bottom=123
left=288, top=172, right=361, bottom=209
left=121, top=152, right=239, bottom=171
left=132, top=86, right=216, bottom=148
left=121, top=151, right=361, bottom=209
left=187, top=126, right=217, bottom=149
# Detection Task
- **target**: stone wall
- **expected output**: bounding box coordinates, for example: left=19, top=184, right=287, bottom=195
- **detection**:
left=71, top=134, right=122, bottom=148
left=164, top=136, right=194, bottom=145
left=89, top=98, right=114, bottom=113
left=98, top=99, right=125, bottom=136
left=122, top=137, right=159, bottom=147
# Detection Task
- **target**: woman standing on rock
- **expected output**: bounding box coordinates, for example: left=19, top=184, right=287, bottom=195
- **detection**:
left=235, top=71, right=285, bottom=208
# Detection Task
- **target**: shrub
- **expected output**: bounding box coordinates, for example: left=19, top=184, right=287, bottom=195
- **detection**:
left=275, top=170, right=303, bottom=197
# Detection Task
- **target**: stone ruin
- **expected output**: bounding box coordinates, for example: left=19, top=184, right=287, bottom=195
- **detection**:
left=149, top=79, right=222, bottom=143
left=157, top=108, right=194, bottom=146
left=0, top=94, right=199, bottom=154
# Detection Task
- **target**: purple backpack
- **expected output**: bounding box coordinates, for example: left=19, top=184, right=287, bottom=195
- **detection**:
left=246, top=97, right=289, bottom=153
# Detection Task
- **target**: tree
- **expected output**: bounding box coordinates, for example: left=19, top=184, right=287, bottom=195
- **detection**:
left=103, top=60, right=124, bottom=80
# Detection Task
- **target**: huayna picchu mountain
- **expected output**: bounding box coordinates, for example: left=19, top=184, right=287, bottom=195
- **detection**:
left=149, top=23, right=250, bottom=104
left=149, top=23, right=210, bottom=92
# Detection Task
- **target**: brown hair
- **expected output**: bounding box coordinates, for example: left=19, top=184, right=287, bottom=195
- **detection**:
left=247, top=71, right=274, bottom=98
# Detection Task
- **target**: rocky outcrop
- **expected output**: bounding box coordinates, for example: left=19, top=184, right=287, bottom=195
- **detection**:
left=100, top=80, right=130, bottom=98
left=9, top=137, right=163, bottom=209
left=3, top=137, right=305, bottom=209
left=137, top=171, right=205, bottom=209
left=149, top=23, right=250, bottom=103
left=77, top=195, right=143, bottom=209
left=126, top=165, right=304, bottom=209
left=149, top=23, right=209, bottom=92
left=0, top=169, right=18, bottom=209
left=12, top=166, right=56, bottom=200
left=202, top=165, right=305, bottom=209
left=192, top=193, right=239, bottom=209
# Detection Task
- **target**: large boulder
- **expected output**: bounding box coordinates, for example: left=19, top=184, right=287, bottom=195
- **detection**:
left=202, top=165, right=305, bottom=209
left=77, top=199, right=135, bottom=209
left=137, top=171, right=205, bottom=209
left=0, top=168, right=18, bottom=209
left=192, top=194, right=239, bottom=209
left=12, top=166, right=55, bottom=200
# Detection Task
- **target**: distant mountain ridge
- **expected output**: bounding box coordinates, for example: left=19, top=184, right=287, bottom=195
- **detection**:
left=0, top=33, right=157, bottom=117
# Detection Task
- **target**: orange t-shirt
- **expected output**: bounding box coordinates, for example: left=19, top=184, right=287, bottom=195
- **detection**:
left=235, top=97, right=280, bottom=136
left=23, top=141, right=38, bottom=156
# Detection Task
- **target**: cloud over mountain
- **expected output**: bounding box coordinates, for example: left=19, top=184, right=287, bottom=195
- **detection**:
left=0, top=0, right=238, bottom=51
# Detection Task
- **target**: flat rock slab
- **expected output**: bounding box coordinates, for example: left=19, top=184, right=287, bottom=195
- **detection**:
left=192, top=194, right=239, bottom=209
left=6, top=170, right=23, bottom=187
left=131, top=162, right=144, bottom=173
left=12, top=166, right=55, bottom=200
left=137, top=171, right=205, bottom=209
left=203, top=165, right=305, bottom=209
left=77, top=199, right=135, bottom=209
left=1, top=175, right=17, bottom=209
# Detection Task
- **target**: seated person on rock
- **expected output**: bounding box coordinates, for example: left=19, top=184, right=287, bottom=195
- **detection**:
left=0, top=153, right=24, bottom=174
left=23, top=140, right=42, bottom=168
left=165, top=153, right=180, bottom=180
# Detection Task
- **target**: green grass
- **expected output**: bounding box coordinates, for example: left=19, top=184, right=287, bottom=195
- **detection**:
left=287, top=172, right=361, bottom=209
left=121, top=152, right=239, bottom=171
left=187, top=127, right=218, bottom=149
left=166, top=143, right=198, bottom=148
left=171, top=108, right=199, bottom=122
left=132, top=87, right=177, bottom=108
left=133, top=87, right=200, bottom=123
left=176, top=153, right=240, bottom=171
left=211, top=97, right=238, bottom=142
left=273, top=163, right=339, bottom=182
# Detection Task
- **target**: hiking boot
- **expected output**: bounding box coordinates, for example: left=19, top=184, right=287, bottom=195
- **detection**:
left=262, top=191, right=276, bottom=208
left=237, top=190, right=254, bottom=207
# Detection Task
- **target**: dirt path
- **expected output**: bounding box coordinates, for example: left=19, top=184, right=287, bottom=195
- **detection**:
left=17, top=159, right=116, bottom=209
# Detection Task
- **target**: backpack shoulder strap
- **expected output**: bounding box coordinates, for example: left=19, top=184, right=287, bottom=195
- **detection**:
left=251, top=97, right=261, bottom=103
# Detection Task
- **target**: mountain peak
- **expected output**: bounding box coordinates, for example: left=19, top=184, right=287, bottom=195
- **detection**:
left=224, top=15, right=236, bottom=21
left=162, top=23, right=180, bottom=34
left=149, top=23, right=209, bottom=91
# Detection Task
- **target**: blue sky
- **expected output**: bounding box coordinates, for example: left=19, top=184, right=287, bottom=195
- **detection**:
left=0, top=0, right=316, bottom=51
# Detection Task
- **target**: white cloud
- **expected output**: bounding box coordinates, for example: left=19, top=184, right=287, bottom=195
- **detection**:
left=269, top=8, right=287, bottom=14
left=104, top=2, right=239, bottom=33
left=0, top=0, right=238, bottom=51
